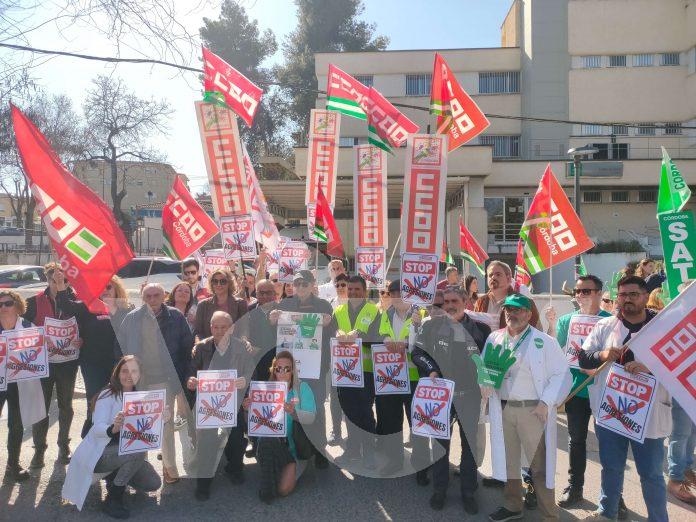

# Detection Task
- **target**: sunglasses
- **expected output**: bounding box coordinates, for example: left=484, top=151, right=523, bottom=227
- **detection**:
left=379, top=291, right=390, bottom=296
left=0, top=300, right=15, bottom=308
left=211, top=278, right=228, bottom=285
left=602, top=298, right=614, bottom=304
left=335, top=282, right=347, bottom=288
left=274, top=366, right=292, bottom=374
left=293, top=281, right=310, bottom=288
left=271, top=279, right=279, bottom=283
left=183, top=270, right=197, bottom=275
left=573, top=288, right=598, bottom=296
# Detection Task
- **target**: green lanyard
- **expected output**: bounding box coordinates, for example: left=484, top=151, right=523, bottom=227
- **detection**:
left=503, top=326, right=531, bottom=353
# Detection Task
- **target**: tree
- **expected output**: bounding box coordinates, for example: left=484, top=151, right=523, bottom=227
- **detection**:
left=200, top=0, right=291, bottom=165
left=275, top=0, right=388, bottom=136
left=83, top=75, right=172, bottom=247
left=0, top=89, right=86, bottom=246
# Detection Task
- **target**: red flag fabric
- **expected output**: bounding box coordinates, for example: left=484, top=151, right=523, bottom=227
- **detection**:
left=458, top=216, right=488, bottom=274
left=202, top=46, right=263, bottom=127
left=430, top=53, right=490, bottom=152
left=162, top=176, right=219, bottom=260
left=11, top=104, right=134, bottom=310
left=365, top=87, right=419, bottom=153
left=314, top=187, right=344, bottom=258
left=515, top=239, right=532, bottom=288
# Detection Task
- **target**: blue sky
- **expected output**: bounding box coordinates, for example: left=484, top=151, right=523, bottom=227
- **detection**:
left=6, top=0, right=514, bottom=193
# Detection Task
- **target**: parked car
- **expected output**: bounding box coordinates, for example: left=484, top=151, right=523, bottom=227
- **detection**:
left=0, top=265, right=47, bottom=288
left=117, top=257, right=182, bottom=278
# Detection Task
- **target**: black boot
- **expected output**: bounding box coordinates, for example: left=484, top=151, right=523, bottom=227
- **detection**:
left=58, top=442, right=72, bottom=464
left=5, top=464, right=30, bottom=482
left=102, top=484, right=129, bottom=519
left=30, top=445, right=47, bottom=469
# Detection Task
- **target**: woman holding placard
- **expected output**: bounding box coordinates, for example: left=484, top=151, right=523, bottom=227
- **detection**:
left=63, top=355, right=162, bottom=519
left=243, top=351, right=316, bottom=504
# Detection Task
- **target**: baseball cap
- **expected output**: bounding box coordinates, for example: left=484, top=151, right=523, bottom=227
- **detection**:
left=502, top=293, right=533, bottom=311
left=293, top=270, right=315, bottom=284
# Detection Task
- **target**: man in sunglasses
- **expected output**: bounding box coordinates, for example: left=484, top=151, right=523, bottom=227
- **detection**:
left=579, top=276, right=671, bottom=521
left=182, top=258, right=211, bottom=303
left=547, top=275, right=613, bottom=509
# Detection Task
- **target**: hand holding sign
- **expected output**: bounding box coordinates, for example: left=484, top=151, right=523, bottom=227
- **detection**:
left=472, top=343, right=517, bottom=389
left=113, top=411, right=125, bottom=432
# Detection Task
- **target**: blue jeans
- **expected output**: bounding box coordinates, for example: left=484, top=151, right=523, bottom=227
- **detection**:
left=595, top=423, right=667, bottom=521
left=668, top=399, right=696, bottom=481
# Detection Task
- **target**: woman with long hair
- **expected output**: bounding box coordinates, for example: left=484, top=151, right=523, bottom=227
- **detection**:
left=464, top=275, right=479, bottom=310
left=165, top=282, right=195, bottom=329
left=243, top=351, right=316, bottom=504
left=62, top=356, right=162, bottom=519
left=635, top=258, right=656, bottom=280
left=193, top=268, right=248, bottom=340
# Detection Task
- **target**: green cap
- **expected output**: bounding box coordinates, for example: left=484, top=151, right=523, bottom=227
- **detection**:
left=502, top=293, right=533, bottom=311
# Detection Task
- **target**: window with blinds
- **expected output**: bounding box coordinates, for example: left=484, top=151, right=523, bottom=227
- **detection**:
left=405, top=73, right=431, bottom=96
left=583, top=56, right=602, bottom=68
left=354, top=75, right=374, bottom=87
left=582, top=124, right=604, bottom=135
left=665, top=123, right=682, bottom=135
left=609, top=55, right=626, bottom=67
left=479, top=135, right=520, bottom=158
left=637, top=123, right=656, bottom=136
left=661, top=53, right=679, bottom=66
left=478, top=72, right=520, bottom=93
left=611, top=125, right=628, bottom=135
left=633, top=54, right=654, bottom=67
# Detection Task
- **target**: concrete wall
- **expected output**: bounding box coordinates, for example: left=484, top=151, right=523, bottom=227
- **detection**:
left=501, top=0, right=521, bottom=48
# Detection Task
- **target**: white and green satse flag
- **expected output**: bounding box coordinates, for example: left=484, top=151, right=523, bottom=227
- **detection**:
left=658, top=147, right=691, bottom=215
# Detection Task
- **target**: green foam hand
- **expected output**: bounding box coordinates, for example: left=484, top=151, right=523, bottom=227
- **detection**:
left=472, top=342, right=517, bottom=389
left=297, top=313, right=321, bottom=337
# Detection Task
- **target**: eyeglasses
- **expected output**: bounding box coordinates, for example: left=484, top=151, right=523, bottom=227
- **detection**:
left=293, top=281, right=310, bottom=288
left=379, top=291, right=390, bottom=296
left=574, top=288, right=599, bottom=296
left=0, top=300, right=15, bottom=308
left=211, top=278, right=228, bottom=286
left=602, top=298, right=614, bottom=304
left=274, top=366, right=292, bottom=374
left=335, top=282, right=347, bottom=288
left=183, top=270, right=197, bottom=276
left=617, top=291, right=646, bottom=300
left=271, top=279, right=278, bottom=283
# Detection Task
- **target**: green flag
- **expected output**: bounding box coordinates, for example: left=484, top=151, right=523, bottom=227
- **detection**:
left=658, top=210, right=696, bottom=299
left=658, top=147, right=691, bottom=215
left=577, top=256, right=587, bottom=276
left=608, top=271, right=622, bottom=300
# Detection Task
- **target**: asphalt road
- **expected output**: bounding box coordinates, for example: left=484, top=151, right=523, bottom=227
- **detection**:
left=1, top=372, right=695, bottom=522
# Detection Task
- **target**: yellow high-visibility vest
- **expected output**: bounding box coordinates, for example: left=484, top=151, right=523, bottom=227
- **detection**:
left=334, top=301, right=379, bottom=372
left=378, top=309, right=425, bottom=381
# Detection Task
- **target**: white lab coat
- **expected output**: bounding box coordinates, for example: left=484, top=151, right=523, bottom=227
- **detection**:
left=486, top=326, right=573, bottom=489
left=62, top=390, right=122, bottom=510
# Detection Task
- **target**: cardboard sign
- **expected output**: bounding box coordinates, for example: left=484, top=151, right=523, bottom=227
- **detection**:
left=658, top=210, right=696, bottom=299
left=44, top=316, right=80, bottom=363
left=596, top=364, right=657, bottom=443
left=400, top=253, right=439, bottom=305
left=372, top=344, right=410, bottom=395
left=356, top=247, right=386, bottom=289
left=195, top=369, right=238, bottom=429
left=278, top=241, right=310, bottom=283
left=6, top=327, right=48, bottom=382
left=203, top=249, right=229, bottom=278
left=0, top=335, right=6, bottom=392
left=119, top=389, right=166, bottom=455
left=305, top=109, right=340, bottom=206
left=331, top=338, right=364, bottom=388
left=276, top=312, right=323, bottom=379
left=248, top=381, right=287, bottom=437
left=220, top=214, right=257, bottom=260
left=411, top=377, right=455, bottom=439
left=267, top=236, right=288, bottom=273
left=354, top=145, right=388, bottom=249
left=564, top=314, right=603, bottom=369
left=401, top=134, right=448, bottom=256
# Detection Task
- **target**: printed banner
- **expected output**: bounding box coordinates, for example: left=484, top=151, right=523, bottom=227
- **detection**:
left=628, top=283, right=696, bottom=424
left=267, top=236, right=289, bottom=273
left=195, top=101, right=251, bottom=219
left=276, top=312, right=323, bottom=380
left=331, top=338, right=364, bottom=388
left=305, top=109, right=340, bottom=206
left=400, top=253, right=439, bottom=305
left=306, top=204, right=321, bottom=242
left=354, top=145, right=388, bottom=249
left=658, top=210, right=696, bottom=299
left=401, top=135, right=448, bottom=256
left=44, top=316, right=79, bottom=363
left=6, top=327, right=47, bottom=382
left=195, top=370, right=238, bottom=429
left=248, top=381, right=287, bottom=437
left=596, top=364, right=657, bottom=443
left=564, top=314, right=603, bottom=369
left=411, top=377, right=455, bottom=439
left=243, top=144, right=280, bottom=253
left=372, top=344, right=410, bottom=395
left=220, top=214, right=257, bottom=260
left=356, top=247, right=386, bottom=289
left=0, top=336, right=6, bottom=392
left=119, top=390, right=166, bottom=455
left=278, top=241, right=310, bottom=283
left=203, top=249, right=229, bottom=278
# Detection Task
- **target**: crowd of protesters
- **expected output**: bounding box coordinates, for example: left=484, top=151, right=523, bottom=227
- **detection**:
left=0, top=254, right=692, bottom=522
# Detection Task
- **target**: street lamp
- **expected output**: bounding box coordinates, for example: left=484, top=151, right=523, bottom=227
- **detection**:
left=567, top=145, right=598, bottom=276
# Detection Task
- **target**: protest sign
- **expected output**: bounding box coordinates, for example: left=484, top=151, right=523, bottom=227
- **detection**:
left=276, top=312, right=323, bottom=379
left=248, top=381, right=287, bottom=437
left=195, top=370, right=238, bottom=429
left=0, top=336, right=6, bottom=392
left=596, top=363, right=657, bottom=443
left=658, top=210, right=696, bottom=299
left=354, top=144, right=388, bottom=250
left=411, top=377, right=455, bottom=439
left=331, top=338, right=364, bottom=388
left=6, top=327, right=47, bottom=382
left=278, top=241, right=310, bottom=283
left=220, top=214, right=257, bottom=260
left=306, top=204, right=321, bottom=242
left=564, top=314, right=603, bottom=369
left=305, top=109, right=340, bottom=207
left=267, top=236, right=288, bottom=273
left=119, top=389, right=166, bottom=455
left=44, top=316, right=80, bottom=363
left=356, top=247, right=386, bottom=289
left=400, top=253, right=439, bottom=305
left=372, top=344, right=410, bottom=395
left=203, top=249, right=229, bottom=278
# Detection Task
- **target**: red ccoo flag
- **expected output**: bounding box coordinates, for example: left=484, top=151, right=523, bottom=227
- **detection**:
left=514, top=239, right=532, bottom=288
left=11, top=104, right=134, bottom=311
left=458, top=216, right=488, bottom=275
left=314, top=187, right=344, bottom=258
left=162, top=176, right=219, bottom=260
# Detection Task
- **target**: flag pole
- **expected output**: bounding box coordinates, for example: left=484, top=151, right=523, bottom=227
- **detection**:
left=559, top=358, right=612, bottom=407
left=384, top=232, right=402, bottom=277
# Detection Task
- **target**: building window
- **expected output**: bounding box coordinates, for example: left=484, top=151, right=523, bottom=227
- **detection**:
left=354, top=74, right=374, bottom=87
left=661, top=53, right=680, bottom=66
left=611, top=191, right=629, bottom=203
left=339, top=137, right=359, bottom=147
left=583, top=56, right=601, bottom=68
left=592, top=143, right=609, bottom=160
left=612, top=125, right=628, bottom=135
left=638, top=189, right=657, bottom=203
left=478, top=72, right=520, bottom=94
left=485, top=196, right=530, bottom=243
left=609, top=55, right=626, bottom=67
left=405, top=73, right=431, bottom=96
left=664, top=123, right=682, bottom=135
left=583, top=191, right=602, bottom=203
left=612, top=143, right=629, bottom=160
left=633, top=54, right=654, bottom=67
left=637, top=123, right=656, bottom=136
left=582, top=124, right=604, bottom=135
left=480, top=135, right=520, bottom=158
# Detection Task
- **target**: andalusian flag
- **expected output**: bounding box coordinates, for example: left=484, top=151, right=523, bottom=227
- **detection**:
left=440, top=240, right=454, bottom=265
left=577, top=256, right=588, bottom=277
left=314, top=187, right=344, bottom=258
left=326, top=64, right=368, bottom=120
left=658, top=147, right=691, bottom=215
left=514, top=239, right=532, bottom=288
left=458, top=216, right=488, bottom=275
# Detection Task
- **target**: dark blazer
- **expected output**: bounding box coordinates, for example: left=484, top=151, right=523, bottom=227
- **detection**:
left=186, top=336, right=255, bottom=396
left=193, top=295, right=248, bottom=340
